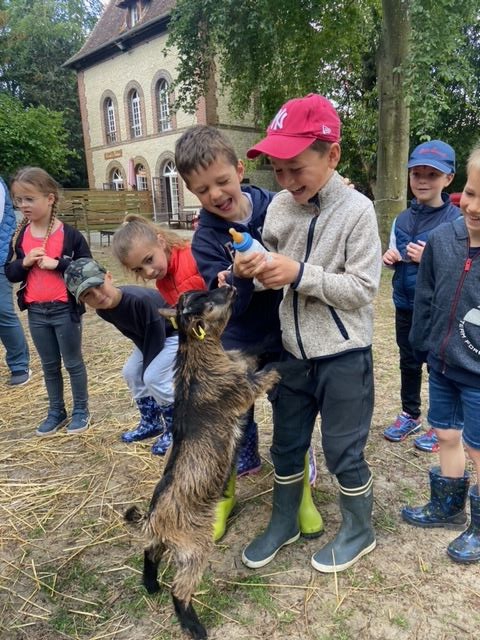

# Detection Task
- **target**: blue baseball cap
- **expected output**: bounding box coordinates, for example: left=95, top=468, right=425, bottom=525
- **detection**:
left=407, top=140, right=455, bottom=174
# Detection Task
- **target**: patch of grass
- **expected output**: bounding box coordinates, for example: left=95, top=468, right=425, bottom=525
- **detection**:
left=60, top=560, right=102, bottom=594
left=195, top=572, right=238, bottom=628
left=391, top=614, right=409, bottom=629
left=313, top=488, right=336, bottom=505
left=236, top=574, right=277, bottom=614
left=400, top=484, right=420, bottom=503
left=374, top=509, right=398, bottom=533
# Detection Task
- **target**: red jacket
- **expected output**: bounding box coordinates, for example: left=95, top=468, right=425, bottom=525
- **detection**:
left=156, top=245, right=206, bottom=306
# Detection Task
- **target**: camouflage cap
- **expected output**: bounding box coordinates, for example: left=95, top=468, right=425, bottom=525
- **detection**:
left=64, top=258, right=107, bottom=302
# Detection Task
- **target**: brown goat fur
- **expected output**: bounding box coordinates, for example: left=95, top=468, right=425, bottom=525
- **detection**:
left=125, top=286, right=279, bottom=639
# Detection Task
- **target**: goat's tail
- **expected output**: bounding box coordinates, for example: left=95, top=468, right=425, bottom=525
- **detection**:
left=124, top=505, right=145, bottom=527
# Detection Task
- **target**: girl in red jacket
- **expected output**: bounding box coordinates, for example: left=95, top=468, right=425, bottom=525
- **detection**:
left=111, top=214, right=206, bottom=454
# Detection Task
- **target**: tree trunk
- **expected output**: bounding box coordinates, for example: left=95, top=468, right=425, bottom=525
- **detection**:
left=375, top=0, right=411, bottom=248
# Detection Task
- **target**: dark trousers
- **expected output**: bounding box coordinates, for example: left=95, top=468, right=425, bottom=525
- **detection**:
left=269, top=349, right=374, bottom=489
left=395, top=307, right=423, bottom=419
left=28, top=302, right=88, bottom=414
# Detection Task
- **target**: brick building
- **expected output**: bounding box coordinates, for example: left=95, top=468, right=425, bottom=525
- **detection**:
left=65, top=0, right=274, bottom=222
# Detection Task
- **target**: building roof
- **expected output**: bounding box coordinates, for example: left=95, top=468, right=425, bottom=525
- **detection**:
left=64, top=0, right=175, bottom=70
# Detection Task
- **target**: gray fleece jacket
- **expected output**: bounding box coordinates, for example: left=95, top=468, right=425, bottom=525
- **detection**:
left=262, top=171, right=382, bottom=359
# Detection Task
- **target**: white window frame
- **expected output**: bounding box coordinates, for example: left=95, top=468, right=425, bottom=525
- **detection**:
left=111, top=168, right=124, bottom=190
left=131, top=90, right=142, bottom=138
left=136, top=164, right=148, bottom=191
left=105, top=98, right=117, bottom=143
left=164, top=161, right=179, bottom=219
left=158, top=79, right=172, bottom=132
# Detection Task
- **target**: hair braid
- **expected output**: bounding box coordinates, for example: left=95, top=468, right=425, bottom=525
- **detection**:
left=11, top=216, right=29, bottom=257
left=42, top=199, right=58, bottom=252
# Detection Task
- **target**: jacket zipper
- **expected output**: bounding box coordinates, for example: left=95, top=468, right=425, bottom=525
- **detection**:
left=293, top=216, right=317, bottom=359
left=439, top=240, right=480, bottom=371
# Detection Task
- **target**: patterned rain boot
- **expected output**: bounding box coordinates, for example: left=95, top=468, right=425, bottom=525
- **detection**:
left=213, top=472, right=237, bottom=542
left=122, top=396, right=164, bottom=443
left=151, top=403, right=174, bottom=456
left=236, top=418, right=262, bottom=477
left=311, top=476, right=376, bottom=573
left=402, top=466, right=470, bottom=529
left=242, top=470, right=302, bottom=568
left=299, top=453, right=324, bottom=538
left=447, top=485, right=480, bottom=563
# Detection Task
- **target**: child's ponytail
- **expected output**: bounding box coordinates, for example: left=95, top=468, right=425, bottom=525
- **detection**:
left=112, top=213, right=188, bottom=265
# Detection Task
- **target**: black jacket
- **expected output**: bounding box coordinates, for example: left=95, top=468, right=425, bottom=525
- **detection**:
left=5, top=223, right=92, bottom=321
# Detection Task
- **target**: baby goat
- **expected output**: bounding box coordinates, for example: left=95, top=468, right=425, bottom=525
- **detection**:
left=125, top=286, right=279, bottom=639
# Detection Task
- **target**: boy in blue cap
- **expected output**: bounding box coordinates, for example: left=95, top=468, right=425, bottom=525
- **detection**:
left=383, top=140, right=460, bottom=452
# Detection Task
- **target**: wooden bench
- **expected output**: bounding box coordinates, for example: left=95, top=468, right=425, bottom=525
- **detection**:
left=83, top=210, right=128, bottom=246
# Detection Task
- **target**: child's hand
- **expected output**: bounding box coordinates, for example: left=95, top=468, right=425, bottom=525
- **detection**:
left=382, top=248, right=402, bottom=266
left=254, top=253, right=300, bottom=289
left=23, top=247, right=45, bottom=268
left=217, top=269, right=231, bottom=287
left=233, top=251, right=269, bottom=279
left=405, top=240, right=426, bottom=263
left=37, top=255, right=59, bottom=270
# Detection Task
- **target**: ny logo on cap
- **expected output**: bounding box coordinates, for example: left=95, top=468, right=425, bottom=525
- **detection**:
left=270, top=107, right=288, bottom=131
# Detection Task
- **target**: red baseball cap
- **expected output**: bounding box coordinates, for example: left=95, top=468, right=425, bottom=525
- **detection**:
left=247, top=93, right=341, bottom=160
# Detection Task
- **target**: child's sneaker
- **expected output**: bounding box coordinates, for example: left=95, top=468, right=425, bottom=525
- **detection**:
left=36, top=410, right=69, bottom=437
left=383, top=412, right=421, bottom=442
left=414, top=428, right=439, bottom=453
left=9, top=368, right=32, bottom=386
left=67, top=410, right=91, bottom=434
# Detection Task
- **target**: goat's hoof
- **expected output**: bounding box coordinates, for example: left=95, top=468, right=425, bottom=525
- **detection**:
left=144, top=580, right=160, bottom=594
left=184, top=621, right=207, bottom=639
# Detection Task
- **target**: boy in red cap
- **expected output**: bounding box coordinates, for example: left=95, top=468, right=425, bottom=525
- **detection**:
left=237, top=93, right=382, bottom=573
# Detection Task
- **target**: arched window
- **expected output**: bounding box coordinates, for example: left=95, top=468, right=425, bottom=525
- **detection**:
left=129, top=89, right=142, bottom=138
left=136, top=163, right=148, bottom=191
left=163, top=161, right=179, bottom=219
left=104, top=97, right=117, bottom=144
left=110, top=168, right=124, bottom=190
left=157, top=79, right=172, bottom=132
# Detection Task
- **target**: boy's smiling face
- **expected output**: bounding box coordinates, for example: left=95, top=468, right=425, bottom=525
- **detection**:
left=185, top=156, right=250, bottom=221
left=80, top=273, right=122, bottom=310
left=409, top=166, right=454, bottom=207
left=270, top=144, right=341, bottom=204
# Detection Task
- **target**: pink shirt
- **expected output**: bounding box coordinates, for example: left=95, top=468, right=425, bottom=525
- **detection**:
left=22, top=224, right=69, bottom=304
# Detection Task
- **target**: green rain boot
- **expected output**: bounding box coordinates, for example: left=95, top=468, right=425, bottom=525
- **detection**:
left=213, top=472, right=237, bottom=542
left=299, top=453, right=324, bottom=539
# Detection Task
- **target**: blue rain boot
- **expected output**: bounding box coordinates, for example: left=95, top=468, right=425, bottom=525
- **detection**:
left=151, top=403, right=174, bottom=456
left=447, top=485, right=480, bottom=563
left=402, top=466, right=469, bottom=529
left=236, top=418, right=262, bottom=477
left=122, top=397, right=164, bottom=443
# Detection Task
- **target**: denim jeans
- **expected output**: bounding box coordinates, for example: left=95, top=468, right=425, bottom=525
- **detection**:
left=0, top=266, right=29, bottom=373
left=28, top=302, right=88, bottom=415
left=428, top=368, right=480, bottom=450
left=122, top=335, right=178, bottom=406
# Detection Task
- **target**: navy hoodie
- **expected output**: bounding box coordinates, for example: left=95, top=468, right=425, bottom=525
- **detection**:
left=191, top=185, right=282, bottom=355
left=389, top=193, right=460, bottom=310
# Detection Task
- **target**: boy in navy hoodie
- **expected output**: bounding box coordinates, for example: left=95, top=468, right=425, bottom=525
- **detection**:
left=383, top=141, right=460, bottom=452
left=175, top=125, right=321, bottom=541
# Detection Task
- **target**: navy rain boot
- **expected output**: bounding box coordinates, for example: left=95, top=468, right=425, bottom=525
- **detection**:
left=447, top=485, right=480, bottom=563
left=311, top=476, right=376, bottom=573
left=242, top=471, right=302, bottom=568
left=236, top=417, right=262, bottom=477
left=151, top=403, right=174, bottom=456
left=122, top=396, right=164, bottom=443
left=402, top=466, right=470, bottom=529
